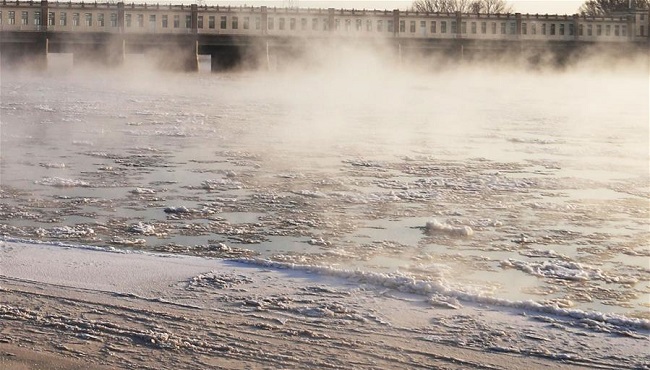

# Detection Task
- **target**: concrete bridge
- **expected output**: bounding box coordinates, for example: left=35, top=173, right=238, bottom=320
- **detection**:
left=1, top=1, right=648, bottom=71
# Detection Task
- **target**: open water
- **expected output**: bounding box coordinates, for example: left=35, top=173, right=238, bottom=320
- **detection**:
left=1, top=52, right=648, bottom=320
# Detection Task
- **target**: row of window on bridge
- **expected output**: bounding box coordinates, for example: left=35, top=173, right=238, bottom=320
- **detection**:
left=0, top=10, right=638, bottom=37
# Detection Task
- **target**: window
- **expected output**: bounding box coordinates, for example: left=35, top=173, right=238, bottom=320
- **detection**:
left=232, top=16, right=238, bottom=29
left=335, top=19, right=340, bottom=30
left=569, top=23, right=574, bottom=35
left=34, top=11, right=41, bottom=26
left=377, top=19, right=383, bottom=32
left=410, top=20, right=415, bottom=33
left=596, top=24, right=602, bottom=36
left=491, top=22, right=496, bottom=34
left=322, top=18, right=328, bottom=31
left=162, top=15, right=168, bottom=28
left=622, top=25, right=627, bottom=36
left=550, top=23, right=555, bottom=35
left=500, top=22, right=506, bottom=34
left=98, top=13, right=104, bottom=27
left=125, top=14, right=131, bottom=27
left=579, top=24, right=583, bottom=36
left=111, top=13, right=117, bottom=27
left=587, top=24, right=592, bottom=36
left=614, top=24, right=619, bottom=36
left=244, top=17, right=250, bottom=30
left=387, top=20, right=394, bottom=32
left=399, top=20, right=405, bottom=33
left=531, top=23, right=536, bottom=35
left=541, top=23, right=546, bottom=35
left=185, top=15, right=191, bottom=28
left=640, top=25, right=645, bottom=36
left=73, top=13, right=80, bottom=26
left=431, top=20, right=436, bottom=33
left=481, top=21, right=486, bottom=33
left=461, top=21, right=466, bottom=34
left=293, top=18, right=299, bottom=31
left=220, top=16, right=226, bottom=29
left=149, top=15, right=156, bottom=29
left=48, top=12, right=54, bottom=26
left=197, top=15, right=203, bottom=28
left=471, top=21, right=476, bottom=34
left=605, top=24, right=611, bottom=36
left=522, top=22, right=527, bottom=35
left=357, top=19, right=363, bottom=31
left=173, top=15, right=179, bottom=28
left=420, top=20, right=426, bottom=33
left=345, top=19, right=351, bottom=31
left=8, top=11, right=15, bottom=25
left=451, top=21, right=456, bottom=33
left=366, top=19, right=372, bottom=31
left=267, top=17, right=274, bottom=30
left=559, top=23, right=565, bottom=36
left=312, top=18, right=318, bottom=30
left=509, top=22, right=515, bottom=34
left=58, top=12, right=65, bottom=26
left=278, top=18, right=284, bottom=31
left=137, top=14, right=143, bottom=28
left=208, top=16, right=215, bottom=29
left=21, top=11, right=28, bottom=25
left=255, top=17, right=260, bottom=30
left=441, top=20, right=447, bottom=33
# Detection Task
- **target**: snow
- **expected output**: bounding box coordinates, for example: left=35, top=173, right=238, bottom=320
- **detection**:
left=425, top=219, right=474, bottom=237
left=0, top=239, right=648, bottom=369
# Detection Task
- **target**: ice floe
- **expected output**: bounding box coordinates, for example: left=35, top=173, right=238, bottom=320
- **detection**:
left=425, top=219, right=474, bottom=237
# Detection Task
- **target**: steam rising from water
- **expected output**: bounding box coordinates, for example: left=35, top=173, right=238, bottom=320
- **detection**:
left=1, top=41, right=649, bottom=317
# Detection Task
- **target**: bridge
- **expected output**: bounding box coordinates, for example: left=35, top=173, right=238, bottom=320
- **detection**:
left=1, top=1, right=649, bottom=71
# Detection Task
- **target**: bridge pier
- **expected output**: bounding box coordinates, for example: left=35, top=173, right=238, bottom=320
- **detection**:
left=0, top=35, right=48, bottom=70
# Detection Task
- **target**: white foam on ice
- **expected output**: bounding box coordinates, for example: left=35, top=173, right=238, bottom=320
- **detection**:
left=128, top=222, right=157, bottom=236
left=131, top=187, right=156, bottom=194
left=40, top=162, right=66, bottom=169
left=35, top=177, right=91, bottom=187
left=501, top=258, right=639, bottom=284
left=234, top=257, right=650, bottom=331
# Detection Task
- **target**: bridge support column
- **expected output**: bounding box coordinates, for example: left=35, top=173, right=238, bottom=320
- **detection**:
left=0, top=35, right=48, bottom=70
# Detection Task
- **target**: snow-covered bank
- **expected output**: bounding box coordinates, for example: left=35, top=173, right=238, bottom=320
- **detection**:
left=0, top=239, right=648, bottom=369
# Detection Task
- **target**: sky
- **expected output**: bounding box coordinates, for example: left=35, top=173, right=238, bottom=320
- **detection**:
left=203, top=1, right=586, bottom=15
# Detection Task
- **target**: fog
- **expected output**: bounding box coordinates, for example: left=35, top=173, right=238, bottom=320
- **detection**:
left=1, top=40, right=649, bottom=318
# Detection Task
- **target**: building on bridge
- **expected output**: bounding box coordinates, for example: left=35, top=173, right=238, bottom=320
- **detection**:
left=1, top=1, right=648, bottom=70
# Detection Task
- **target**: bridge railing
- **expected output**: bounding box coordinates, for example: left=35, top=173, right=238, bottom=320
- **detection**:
left=0, top=1, right=647, bottom=44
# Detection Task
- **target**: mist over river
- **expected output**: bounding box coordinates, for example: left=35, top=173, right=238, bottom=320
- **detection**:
left=1, top=49, right=648, bottom=320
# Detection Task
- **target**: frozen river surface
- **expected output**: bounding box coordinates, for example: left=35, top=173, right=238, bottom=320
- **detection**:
left=1, top=57, right=649, bottom=320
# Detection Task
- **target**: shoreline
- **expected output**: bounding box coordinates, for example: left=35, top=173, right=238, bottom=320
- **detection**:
left=1, top=240, right=647, bottom=369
